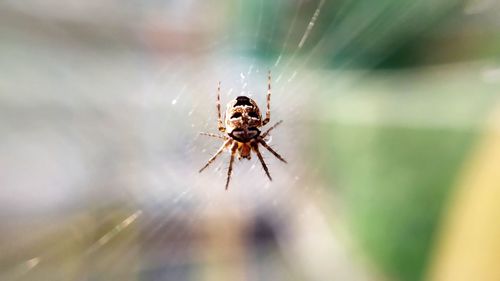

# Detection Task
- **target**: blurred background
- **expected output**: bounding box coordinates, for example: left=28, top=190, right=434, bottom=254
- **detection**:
left=1, top=0, right=500, bottom=280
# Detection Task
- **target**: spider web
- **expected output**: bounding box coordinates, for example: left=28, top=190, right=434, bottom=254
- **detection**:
left=1, top=0, right=498, bottom=280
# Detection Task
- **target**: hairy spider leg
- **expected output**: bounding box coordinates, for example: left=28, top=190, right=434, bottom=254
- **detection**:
left=216, top=81, right=225, bottom=132
left=252, top=142, right=272, bottom=181
left=199, top=132, right=226, bottom=140
left=258, top=139, right=287, bottom=163
left=225, top=142, right=239, bottom=190
left=199, top=139, right=233, bottom=173
left=261, top=120, right=283, bottom=139
left=262, top=71, right=271, bottom=126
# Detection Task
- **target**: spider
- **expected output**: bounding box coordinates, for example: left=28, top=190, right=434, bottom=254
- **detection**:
left=199, top=71, right=287, bottom=190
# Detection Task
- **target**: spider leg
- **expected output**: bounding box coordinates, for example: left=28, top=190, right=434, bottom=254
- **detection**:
left=258, top=139, right=287, bottom=163
left=262, top=70, right=271, bottom=126
left=199, top=139, right=232, bottom=173
left=261, top=120, right=283, bottom=138
left=216, top=81, right=225, bottom=132
left=225, top=142, right=239, bottom=190
left=252, top=142, right=272, bottom=181
left=199, top=132, right=226, bottom=140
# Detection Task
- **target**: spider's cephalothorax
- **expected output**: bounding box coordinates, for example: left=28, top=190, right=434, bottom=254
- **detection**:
left=199, top=71, right=287, bottom=190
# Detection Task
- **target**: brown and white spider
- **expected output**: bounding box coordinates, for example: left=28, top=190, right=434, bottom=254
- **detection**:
left=199, top=71, right=287, bottom=190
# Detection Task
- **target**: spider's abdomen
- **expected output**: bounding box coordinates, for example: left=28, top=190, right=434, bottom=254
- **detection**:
left=225, top=96, right=262, bottom=140
left=229, top=127, right=261, bottom=143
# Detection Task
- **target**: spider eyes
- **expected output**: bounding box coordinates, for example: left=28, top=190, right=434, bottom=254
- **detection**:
left=231, top=112, right=242, bottom=119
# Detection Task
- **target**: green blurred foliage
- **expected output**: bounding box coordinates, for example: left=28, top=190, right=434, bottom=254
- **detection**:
left=232, top=0, right=500, bottom=69
left=316, top=124, right=476, bottom=281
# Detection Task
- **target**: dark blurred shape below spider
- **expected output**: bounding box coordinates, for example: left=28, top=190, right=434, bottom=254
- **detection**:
left=199, top=71, right=287, bottom=190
